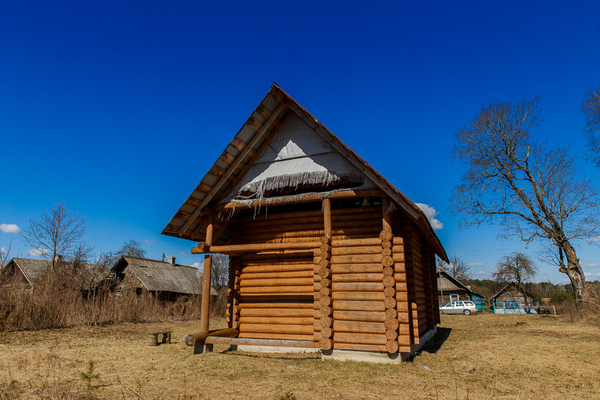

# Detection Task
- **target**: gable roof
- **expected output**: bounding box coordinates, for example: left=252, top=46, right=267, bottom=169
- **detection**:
left=437, top=270, right=484, bottom=298
left=5, top=258, right=108, bottom=288
left=112, top=256, right=214, bottom=295
left=162, top=83, right=447, bottom=261
left=491, top=282, right=536, bottom=302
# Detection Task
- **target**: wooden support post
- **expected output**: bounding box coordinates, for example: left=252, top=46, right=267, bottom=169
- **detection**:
left=200, top=215, right=214, bottom=335
left=323, top=198, right=332, bottom=240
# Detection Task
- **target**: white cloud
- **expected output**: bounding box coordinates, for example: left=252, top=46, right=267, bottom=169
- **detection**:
left=468, top=262, right=484, bottom=267
left=474, top=270, right=489, bottom=277
left=415, top=203, right=443, bottom=231
left=179, top=252, right=186, bottom=255
left=191, top=262, right=204, bottom=273
left=0, top=247, right=5, bottom=254
left=144, top=239, right=154, bottom=245
left=28, top=248, right=48, bottom=257
left=0, top=224, right=21, bottom=234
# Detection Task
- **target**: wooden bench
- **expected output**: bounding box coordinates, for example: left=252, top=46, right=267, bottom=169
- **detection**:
left=148, top=330, right=172, bottom=346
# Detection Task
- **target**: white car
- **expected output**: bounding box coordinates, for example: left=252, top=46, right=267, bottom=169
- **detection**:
left=439, top=300, right=478, bottom=315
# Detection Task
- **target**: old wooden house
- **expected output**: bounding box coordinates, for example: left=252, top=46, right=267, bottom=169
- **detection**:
left=437, top=270, right=484, bottom=311
left=491, top=283, right=539, bottom=314
left=110, top=256, right=215, bottom=299
left=162, top=84, right=447, bottom=361
left=1, top=257, right=108, bottom=291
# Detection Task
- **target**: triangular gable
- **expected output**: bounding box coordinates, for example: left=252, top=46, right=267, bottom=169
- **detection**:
left=223, top=113, right=375, bottom=203
left=162, top=83, right=447, bottom=260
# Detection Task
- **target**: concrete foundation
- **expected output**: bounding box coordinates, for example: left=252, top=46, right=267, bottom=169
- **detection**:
left=233, top=345, right=320, bottom=354
left=193, top=344, right=213, bottom=354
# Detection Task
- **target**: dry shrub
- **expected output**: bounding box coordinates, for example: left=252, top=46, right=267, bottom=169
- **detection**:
left=558, top=286, right=600, bottom=325
left=0, top=269, right=205, bottom=332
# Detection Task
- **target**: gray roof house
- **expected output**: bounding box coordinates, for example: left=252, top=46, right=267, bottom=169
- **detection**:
left=1, top=257, right=109, bottom=290
left=110, top=256, right=216, bottom=297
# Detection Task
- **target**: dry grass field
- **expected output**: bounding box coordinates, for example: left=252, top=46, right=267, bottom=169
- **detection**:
left=0, top=313, right=599, bottom=399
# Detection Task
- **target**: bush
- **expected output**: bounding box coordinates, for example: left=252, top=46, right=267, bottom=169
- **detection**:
left=0, top=268, right=206, bottom=331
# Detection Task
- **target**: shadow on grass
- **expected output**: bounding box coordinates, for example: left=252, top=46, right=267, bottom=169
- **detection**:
left=405, top=327, right=452, bottom=362
left=220, top=348, right=320, bottom=360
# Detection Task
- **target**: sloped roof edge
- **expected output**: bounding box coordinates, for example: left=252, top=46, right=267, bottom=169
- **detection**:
left=162, top=83, right=447, bottom=260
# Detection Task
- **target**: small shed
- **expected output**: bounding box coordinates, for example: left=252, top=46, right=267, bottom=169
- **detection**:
left=491, top=283, right=539, bottom=314
left=162, top=83, right=447, bottom=361
left=1, top=257, right=108, bottom=291
left=437, top=271, right=484, bottom=311
left=110, top=256, right=215, bottom=299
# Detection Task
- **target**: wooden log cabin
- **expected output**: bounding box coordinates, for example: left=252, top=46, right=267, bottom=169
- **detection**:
left=162, top=83, right=448, bottom=362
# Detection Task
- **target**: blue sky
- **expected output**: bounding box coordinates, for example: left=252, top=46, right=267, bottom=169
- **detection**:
left=1, top=1, right=599, bottom=283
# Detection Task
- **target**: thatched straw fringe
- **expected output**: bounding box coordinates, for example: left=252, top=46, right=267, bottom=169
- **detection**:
left=236, top=171, right=364, bottom=201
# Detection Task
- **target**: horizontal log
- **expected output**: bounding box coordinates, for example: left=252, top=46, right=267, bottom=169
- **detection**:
left=220, top=189, right=384, bottom=210
left=205, top=337, right=319, bottom=348
left=333, top=310, right=386, bottom=323
left=333, top=342, right=387, bottom=352
left=237, top=300, right=313, bottom=307
left=184, top=328, right=239, bottom=346
left=385, top=308, right=397, bottom=318
left=244, top=226, right=380, bottom=241
left=240, top=262, right=314, bottom=279
left=240, top=270, right=314, bottom=279
left=239, top=286, right=313, bottom=294
left=332, top=301, right=385, bottom=312
left=330, top=264, right=383, bottom=274
left=320, top=337, right=333, bottom=350
left=397, top=335, right=412, bottom=346
left=330, top=254, right=382, bottom=264
left=384, top=317, right=399, bottom=331
left=333, top=320, right=385, bottom=334
left=239, top=323, right=313, bottom=335
left=334, top=332, right=387, bottom=345
left=392, top=237, right=404, bottom=245
left=398, top=312, right=410, bottom=323
left=332, top=238, right=381, bottom=247
left=239, top=316, right=313, bottom=325
left=321, top=326, right=333, bottom=338
left=208, top=241, right=319, bottom=254
left=239, top=332, right=315, bottom=341
left=382, top=276, right=395, bottom=287
left=383, top=287, right=395, bottom=298
left=239, top=308, right=314, bottom=317
left=386, top=330, right=398, bottom=340
left=331, top=273, right=383, bottom=283
left=332, top=291, right=385, bottom=301
left=242, top=253, right=314, bottom=262
left=332, top=282, right=384, bottom=292
left=386, top=340, right=399, bottom=353
left=331, top=246, right=383, bottom=256
left=239, top=277, right=314, bottom=287
left=384, top=297, right=396, bottom=309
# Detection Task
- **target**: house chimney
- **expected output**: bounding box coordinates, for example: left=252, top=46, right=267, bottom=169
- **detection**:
left=168, top=256, right=176, bottom=265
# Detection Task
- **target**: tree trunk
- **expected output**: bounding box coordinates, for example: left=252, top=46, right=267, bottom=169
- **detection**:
left=560, top=241, right=587, bottom=302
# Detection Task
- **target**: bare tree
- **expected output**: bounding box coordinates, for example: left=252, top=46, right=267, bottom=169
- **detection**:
left=583, top=85, right=600, bottom=165
left=101, top=240, right=147, bottom=267
left=451, top=98, right=599, bottom=301
left=211, top=254, right=229, bottom=289
left=492, top=252, right=537, bottom=286
left=437, top=255, right=470, bottom=281
left=22, top=202, right=86, bottom=272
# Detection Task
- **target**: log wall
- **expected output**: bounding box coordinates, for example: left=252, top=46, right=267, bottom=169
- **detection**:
left=224, top=202, right=440, bottom=353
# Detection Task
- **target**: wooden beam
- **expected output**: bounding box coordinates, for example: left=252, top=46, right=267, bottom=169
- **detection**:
left=177, top=103, right=288, bottom=236
left=205, top=337, right=320, bottom=348
left=199, top=215, right=214, bottom=335
left=216, top=189, right=383, bottom=211
left=197, top=241, right=319, bottom=255
left=323, top=198, right=332, bottom=239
